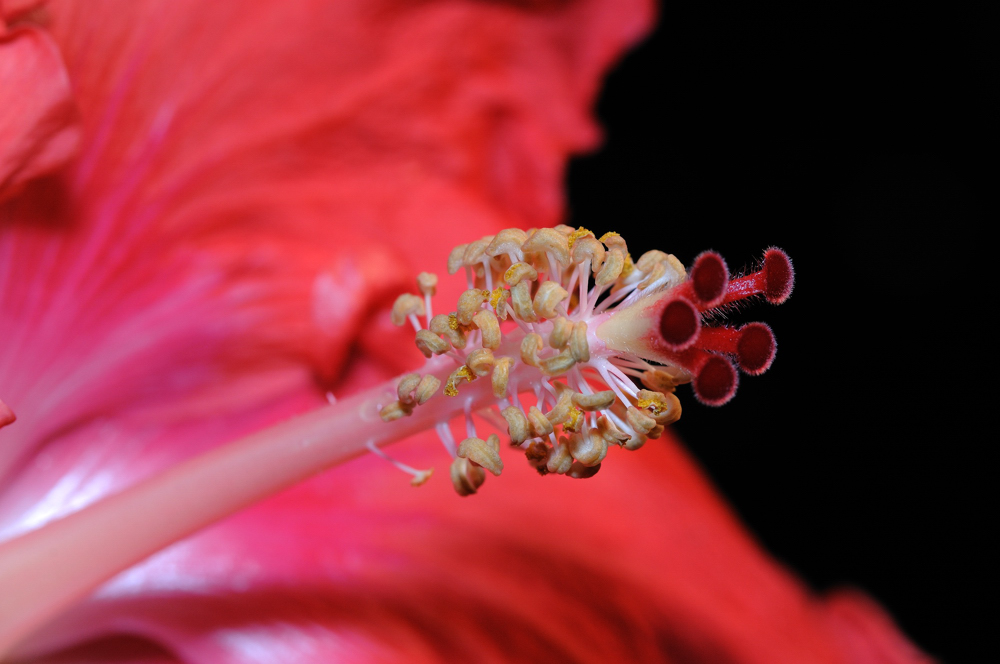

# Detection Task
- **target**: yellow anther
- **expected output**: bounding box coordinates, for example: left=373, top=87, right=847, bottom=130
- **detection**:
left=626, top=406, right=656, bottom=435
left=431, top=314, right=466, bottom=349
left=460, top=236, right=491, bottom=268
left=466, top=348, right=495, bottom=377
left=544, top=389, right=575, bottom=426
left=491, top=287, right=509, bottom=320
left=666, top=253, right=687, bottom=280
left=416, top=272, right=438, bottom=297
left=510, top=281, right=537, bottom=322
left=485, top=228, right=529, bottom=258
left=571, top=235, right=606, bottom=272
left=458, top=434, right=504, bottom=476
left=636, top=389, right=670, bottom=415
left=520, top=333, right=544, bottom=367
left=549, top=316, right=573, bottom=349
left=572, top=390, right=616, bottom=411
left=569, top=320, right=590, bottom=362
left=472, top=309, right=501, bottom=350
left=540, top=348, right=575, bottom=376
left=621, top=252, right=635, bottom=279
left=415, top=329, right=448, bottom=358
left=390, top=293, right=425, bottom=326
left=527, top=406, right=554, bottom=437
left=566, top=226, right=593, bottom=251
left=457, top=289, right=490, bottom=326
left=503, top=262, right=538, bottom=286
left=568, top=430, right=607, bottom=466
left=635, top=249, right=670, bottom=274
left=563, top=406, right=584, bottom=433
left=533, top=280, right=569, bottom=319
left=623, top=433, right=647, bottom=452
left=640, top=367, right=690, bottom=392
left=450, top=457, right=486, bottom=496
left=410, top=468, right=434, bottom=487
left=594, top=248, right=625, bottom=287
left=462, top=235, right=494, bottom=267
left=596, top=415, right=630, bottom=446
left=598, top=231, right=627, bottom=253
left=379, top=400, right=412, bottom=422
left=489, top=286, right=505, bottom=311
left=444, top=365, right=476, bottom=397
left=522, top=227, right=571, bottom=266
left=546, top=437, right=573, bottom=475
left=638, top=389, right=681, bottom=426
left=502, top=406, right=531, bottom=445
left=566, top=462, right=602, bottom=479
left=447, top=244, right=468, bottom=275
left=492, top=356, right=514, bottom=398
left=415, top=374, right=441, bottom=405
left=397, top=373, right=421, bottom=405
left=637, top=260, right=667, bottom=290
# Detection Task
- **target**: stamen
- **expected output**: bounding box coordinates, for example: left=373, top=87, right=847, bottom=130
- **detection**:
left=417, top=272, right=438, bottom=323
left=365, top=441, right=434, bottom=487
left=457, top=434, right=503, bottom=476
left=436, top=421, right=459, bottom=458
left=391, top=293, right=425, bottom=332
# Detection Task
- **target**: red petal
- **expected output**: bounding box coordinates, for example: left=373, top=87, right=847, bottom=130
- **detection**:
left=0, top=25, right=79, bottom=202
left=0, top=2, right=927, bottom=663
left=2, top=0, right=650, bottom=478
left=2, top=1, right=49, bottom=21
left=19, top=427, right=924, bottom=664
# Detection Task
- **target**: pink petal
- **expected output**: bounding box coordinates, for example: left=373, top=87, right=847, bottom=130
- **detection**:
left=2, top=0, right=648, bottom=484
left=2, top=1, right=49, bottom=22
left=0, top=1, right=929, bottom=663
left=0, top=24, right=79, bottom=202
left=0, top=399, right=13, bottom=429
left=20, top=426, right=926, bottom=663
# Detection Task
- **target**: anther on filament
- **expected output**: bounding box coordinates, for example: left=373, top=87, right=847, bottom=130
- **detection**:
left=384, top=227, right=794, bottom=494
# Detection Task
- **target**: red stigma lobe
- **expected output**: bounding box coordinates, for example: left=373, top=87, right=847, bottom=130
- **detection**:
left=692, top=353, right=738, bottom=406
left=723, top=248, right=794, bottom=306
left=695, top=323, right=776, bottom=376
left=689, top=251, right=729, bottom=308
left=658, top=298, right=700, bottom=349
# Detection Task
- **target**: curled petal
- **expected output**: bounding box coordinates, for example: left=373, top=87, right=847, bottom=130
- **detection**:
left=0, top=26, right=79, bottom=202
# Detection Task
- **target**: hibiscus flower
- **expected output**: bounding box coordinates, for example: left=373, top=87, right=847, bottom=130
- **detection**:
left=0, top=1, right=930, bottom=662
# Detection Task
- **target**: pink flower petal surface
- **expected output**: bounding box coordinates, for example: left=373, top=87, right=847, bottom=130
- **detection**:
left=0, top=1, right=929, bottom=663
left=0, top=22, right=79, bottom=202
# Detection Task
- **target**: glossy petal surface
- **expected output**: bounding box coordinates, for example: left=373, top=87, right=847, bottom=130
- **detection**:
left=0, top=1, right=927, bottom=663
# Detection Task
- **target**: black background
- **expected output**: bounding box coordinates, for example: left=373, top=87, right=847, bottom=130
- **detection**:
left=567, top=5, right=994, bottom=662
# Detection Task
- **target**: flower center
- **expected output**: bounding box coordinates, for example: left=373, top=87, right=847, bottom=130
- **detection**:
left=384, top=226, right=794, bottom=495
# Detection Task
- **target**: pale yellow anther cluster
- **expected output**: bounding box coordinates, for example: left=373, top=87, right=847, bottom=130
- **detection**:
left=379, top=372, right=441, bottom=422
left=386, top=225, right=691, bottom=495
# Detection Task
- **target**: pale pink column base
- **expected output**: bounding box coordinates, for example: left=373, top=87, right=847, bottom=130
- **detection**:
left=0, top=351, right=513, bottom=655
